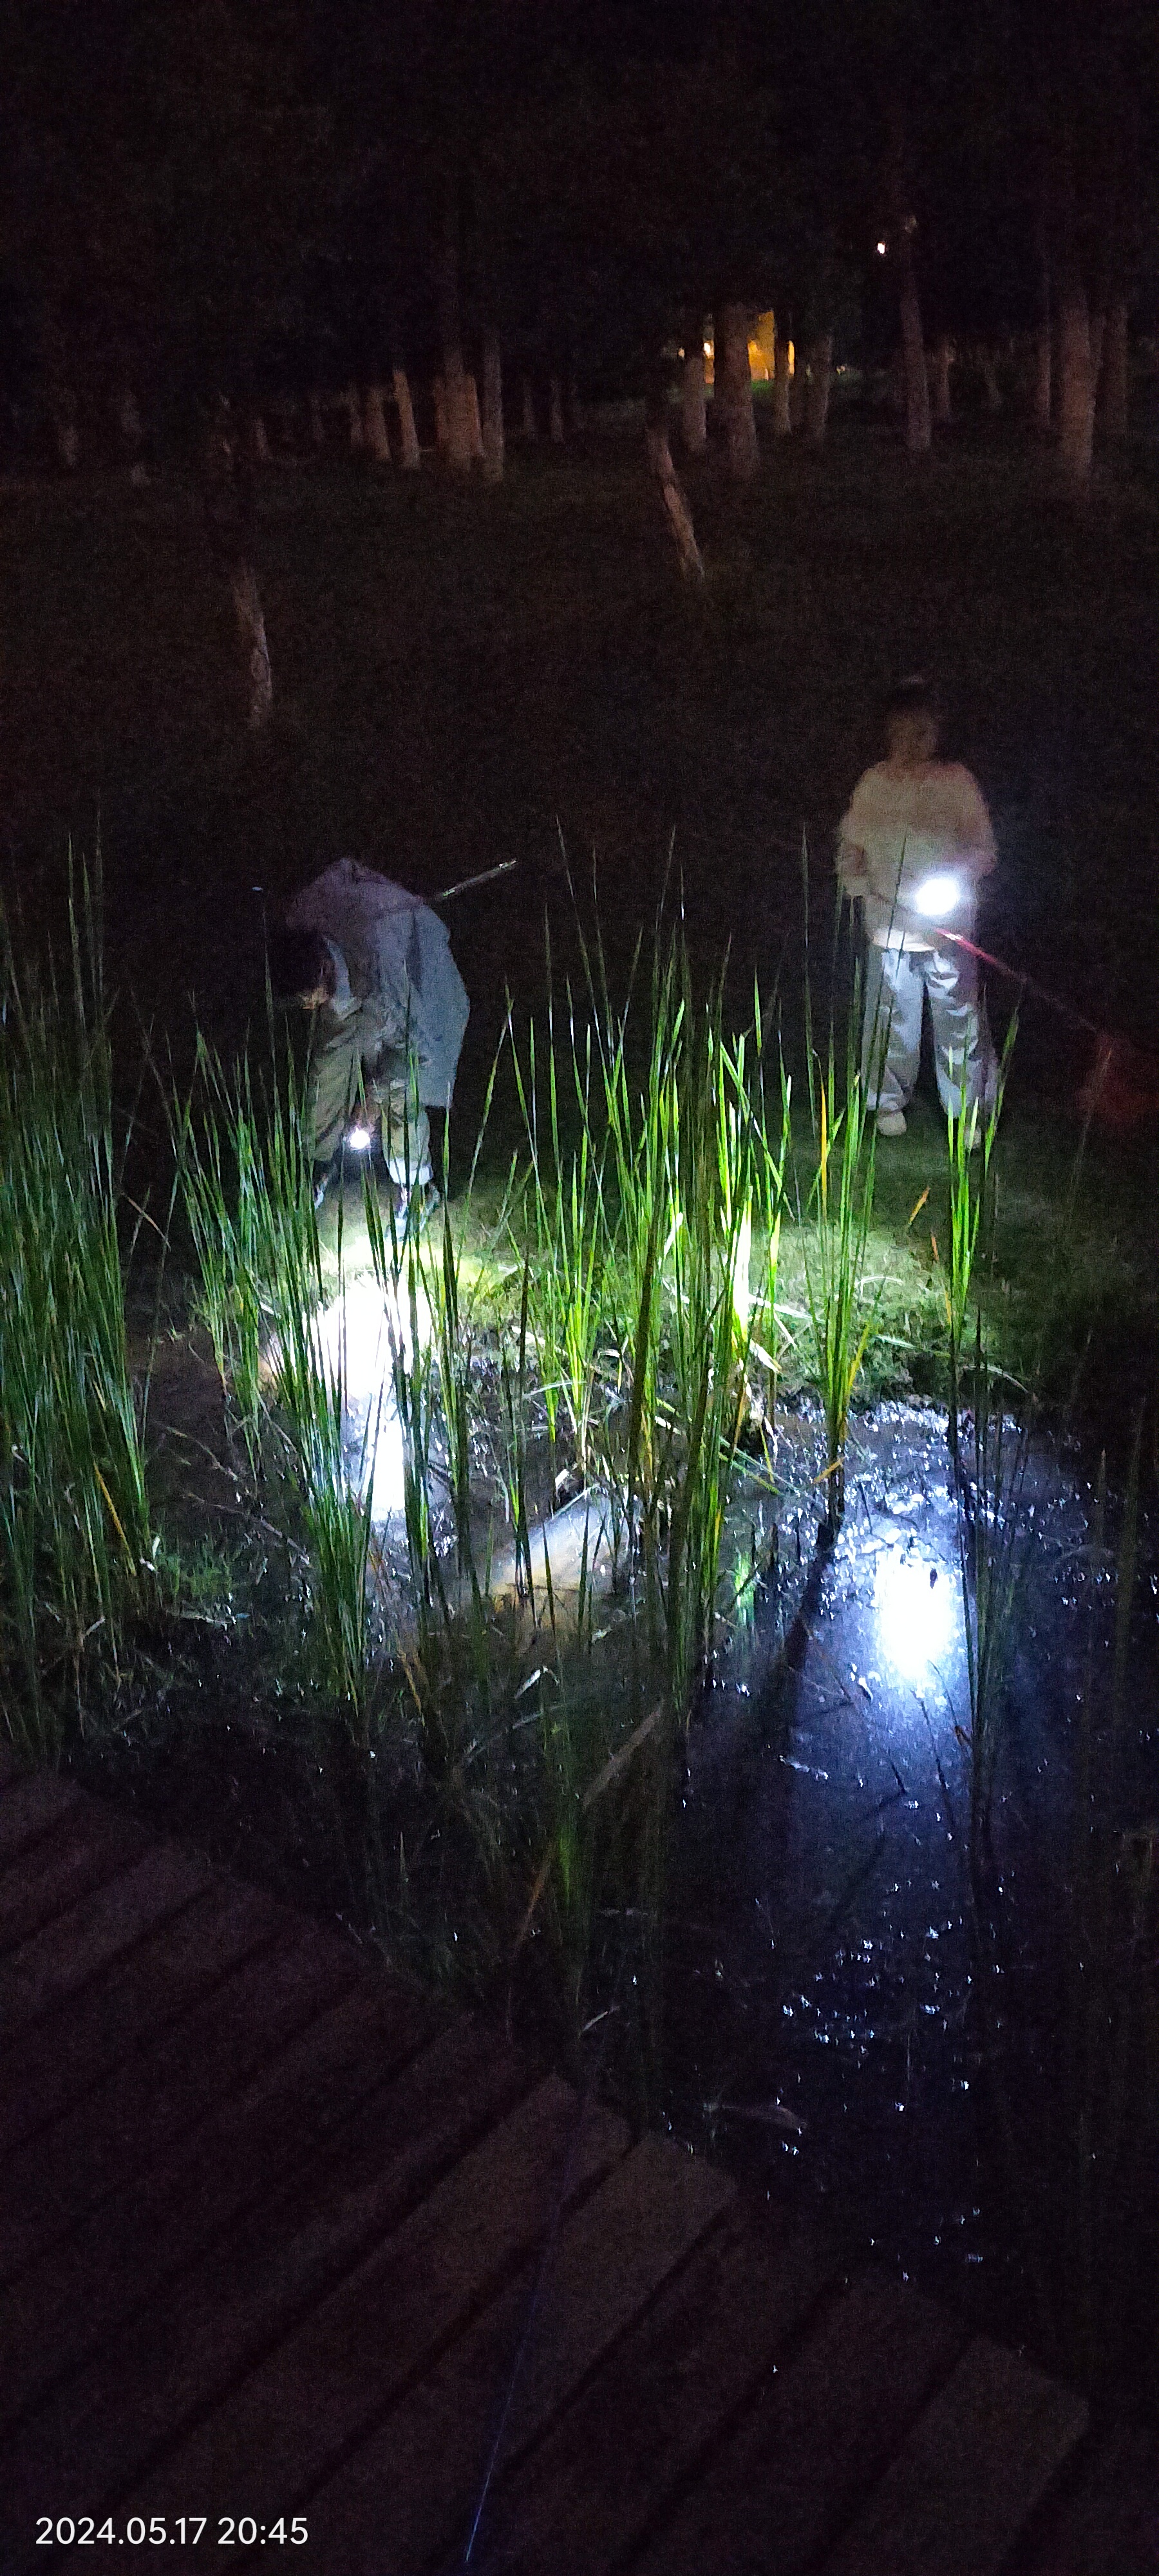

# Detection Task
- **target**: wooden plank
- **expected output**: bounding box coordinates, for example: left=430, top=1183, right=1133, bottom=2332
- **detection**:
left=0, top=1873, right=279, bottom=2155
left=0, top=1770, right=84, bottom=1866
left=631, top=2268, right=966, bottom=2576
left=308, top=2130, right=736, bottom=2576
left=122, top=2078, right=629, bottom=2530
left=0, top=1906, right=393, bottom=2279
left=0, top=1800, right=155, bottom=1954
left=6, top=2016, right=537, bottom=2542
left=1017, top=2421, right=1159, bottom=2576
left=0, top=1837, right=213, bottom=2039
left=0, top=1929, right=377, bottom=2436
left=455, top=2208, right=842, bottom=2576
left=816, top=2333, right=1089, bottom=2576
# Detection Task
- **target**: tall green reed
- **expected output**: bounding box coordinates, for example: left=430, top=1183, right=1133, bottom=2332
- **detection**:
left=799, top=985, right=881, bottom=1535
left=175, top=1034, right=381, bottom=1732
left=0, top=869, right=154, bottom=1750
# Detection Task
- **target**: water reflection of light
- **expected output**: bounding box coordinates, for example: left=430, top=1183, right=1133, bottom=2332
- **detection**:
left=315, top=1277, right=418, bottom=1523
left=872, top=1546, right=957, bottom=1685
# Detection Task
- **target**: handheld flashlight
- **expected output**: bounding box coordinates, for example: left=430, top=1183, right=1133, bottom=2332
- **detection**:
left=912, top=871, right=963, bottom=920
left=345, top=1123, right=373, bottom=1153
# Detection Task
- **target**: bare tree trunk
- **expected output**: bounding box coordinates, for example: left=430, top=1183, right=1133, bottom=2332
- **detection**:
left=645, top=402, right=704, bottom=581
left=308, top=388, right=326, bottom=450
left=363, top=384, right=392, bottom=463
left=393, top=368, right=420, bottom=468
left=804, top=333, right=833, bottom=447
left=245, top=410, right=271, bottom=468
left=521, top=375, right=537, bottom=440
left=466, top=372, right=485, bottom=461
left=1057, top=275, right=1095, bottom=480
left=1099, top=298, right=1129, bottom=437
left=978, top=347, right=1003, bottom=412
left=437, top=200, right=475, bottom=474
left=231, top=561, right=273, bottom=727
left=771, top=330, right=793, bottom=435
left=717, top=303, right=759, bottom=480
left=1033, top=319, right=1053, bottom=433
left=930, top=334, right=954, bottom=424
left=342, top=383, right=364, bottom=453
left=549, top=373, right=565, bottom=443
left=433, top=375, right=449, bottom=454
left=115, top=386, right=148, bottom=482
left=680, top=344, right=707, bottom=453
left=482, top=333, right=504, bottom=484
left=896, top=254, right=932, bottom=455
left=51, top=388, right=79, bottom=471
left=1088, top=309, right=1107, bottom=409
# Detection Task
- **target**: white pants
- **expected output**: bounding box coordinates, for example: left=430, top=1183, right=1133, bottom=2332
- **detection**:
left=862, top=940, right=997, bottom=1117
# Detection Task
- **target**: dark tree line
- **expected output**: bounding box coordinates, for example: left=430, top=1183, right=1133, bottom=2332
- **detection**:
left=2, top=0, right=1153, bottom=478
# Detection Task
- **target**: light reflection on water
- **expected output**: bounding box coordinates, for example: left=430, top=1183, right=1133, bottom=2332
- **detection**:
left=666, top=1401, right=1157, bottom=2333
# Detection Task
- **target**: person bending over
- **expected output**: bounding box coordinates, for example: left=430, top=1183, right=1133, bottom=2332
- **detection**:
left=837, top=677, right=999, bottom=1138
left=268, top=857, right=469, bottom=1211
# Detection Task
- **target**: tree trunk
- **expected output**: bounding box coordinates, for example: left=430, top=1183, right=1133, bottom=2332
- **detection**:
left=680, top=345, right=707, bottom=453
left=1057, top=277, right=1095, bottom=480
left=1033, top=321, right=1052, bottom=433
left=231, top=560, right=272, bottom=728
left=978, top=348, right=1003, bottom=412
left=1088, top=310, right=1106, bottom=409
left=717, top=303, right=759, bottom=480
left=437, top=200, right=475, bottom=474
left=897, top=260, right=932, bottom=455
left=481, top=333, right=504, bottom=484
left=549, top=372, right=565, bottom=443
left=645, top=405, right=704, bottom=581
left=804, top=333, right=833, bottom=447
left=771, top=330, right=793, bottom=436
left=363, top=383, right=391, bottom=463
left=521, top=375, right=537, bottom=440
left=393, top=368, right=420, bottom=468
left=433, top=375, right=449, bottom=453
left=245, top=410, right=271, bottom=468
left=931, top=334, right=954, bottom=424
left=52, top=390, right=79, bottom=471
left=308, top=388, right=326, bottom=450
left=343, top=383, right=364, bottom=452
left=466, top=372, right=484, bottom=461
left=1099, top=299, right=1129, bottom=437
left=116, top=386, right=148, bottom=482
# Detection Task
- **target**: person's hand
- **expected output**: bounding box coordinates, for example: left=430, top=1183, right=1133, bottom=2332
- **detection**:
left=836, top=838, right=869, bottom=894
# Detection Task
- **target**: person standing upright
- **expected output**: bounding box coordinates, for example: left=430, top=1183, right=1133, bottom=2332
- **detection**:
left=837, top=677, right=999, bottom=1137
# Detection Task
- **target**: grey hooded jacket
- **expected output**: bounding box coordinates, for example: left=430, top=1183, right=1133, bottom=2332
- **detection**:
left=287, top=858, right=469, bottom=1108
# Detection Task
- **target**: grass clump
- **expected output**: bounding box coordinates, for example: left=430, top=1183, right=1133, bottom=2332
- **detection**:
left=0, top=871, right=155, bottom=1753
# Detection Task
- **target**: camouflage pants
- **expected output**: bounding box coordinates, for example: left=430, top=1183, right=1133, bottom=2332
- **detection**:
left=310, top=1038, right=431, bottom=1186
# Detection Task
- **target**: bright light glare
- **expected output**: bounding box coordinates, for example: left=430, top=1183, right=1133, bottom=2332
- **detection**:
left=346, top=1124, right=373, bottom=1152
left=315, top=1277, right=428, bottom=1522
left=873, top=1548, right=957, bottom=1685
left=876, top=239, right=887, bottom=255
left=912, top=872, right=963, bottom=920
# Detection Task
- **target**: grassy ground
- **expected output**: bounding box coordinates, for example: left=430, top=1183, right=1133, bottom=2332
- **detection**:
left=2, top=411, right=1156, bottom=1419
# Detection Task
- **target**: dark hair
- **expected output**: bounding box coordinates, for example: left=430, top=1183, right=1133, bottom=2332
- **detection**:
left=267, top=923, right=333, bottom=1001
left=883, top=674, right=941, bottom=723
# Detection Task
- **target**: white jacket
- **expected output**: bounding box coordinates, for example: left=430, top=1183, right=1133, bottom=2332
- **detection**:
left=837, top=761, right=997, bottom=950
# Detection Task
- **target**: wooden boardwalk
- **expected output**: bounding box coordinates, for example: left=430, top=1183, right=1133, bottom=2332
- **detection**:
left=1, top=1751, right=1154, bottom=2576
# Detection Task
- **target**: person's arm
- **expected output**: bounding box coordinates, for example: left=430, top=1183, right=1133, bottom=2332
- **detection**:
left=951, top=770, right=997, bottom=882
left=836, top=777, right=872, bottom=895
